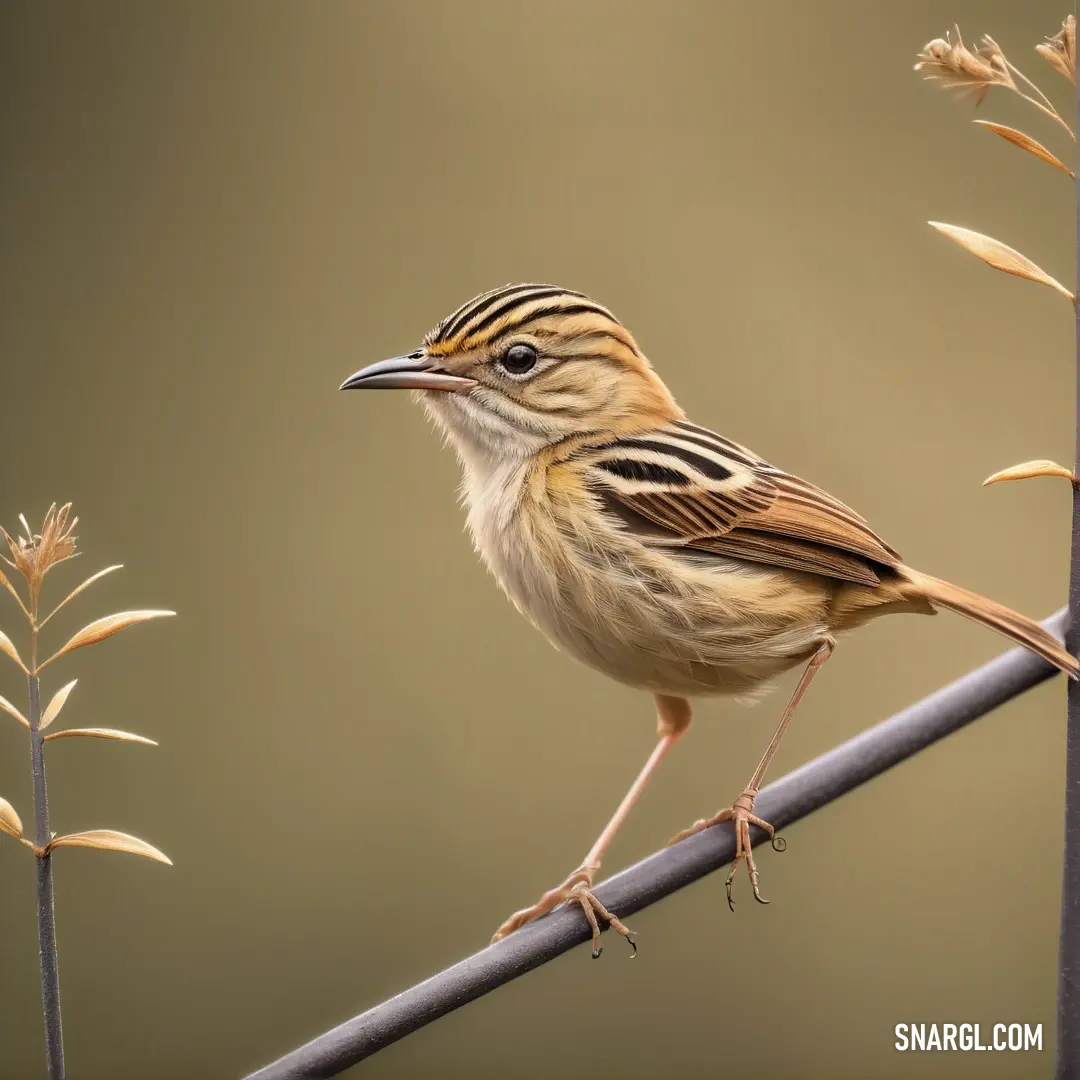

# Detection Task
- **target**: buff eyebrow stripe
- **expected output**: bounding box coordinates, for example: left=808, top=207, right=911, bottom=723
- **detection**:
left=579, top=325, right=638, bottom=353
left=595, top=458, right=691, bottom=486
left=435, top=284, right=556, bottom=343
left=608, top=438, right=733, bottom=481
left=558, top=350, right=628, bottom=364
left=469, top=298, right=615, bottom=345
left=535, top=326, right=633, bottom=350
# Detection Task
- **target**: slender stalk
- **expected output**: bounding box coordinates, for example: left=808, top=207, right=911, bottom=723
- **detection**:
left=1018, top=91, right=1078, bottom=142
left=1001, top=56, right=1077, bottom=142
left=28, top=624, right=65, bottom=1078
left=1055, top=71, right=1080, bottom=1080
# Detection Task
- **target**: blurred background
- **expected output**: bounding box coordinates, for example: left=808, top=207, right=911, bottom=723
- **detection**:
left=0, top=1, right=1074, bottom=1077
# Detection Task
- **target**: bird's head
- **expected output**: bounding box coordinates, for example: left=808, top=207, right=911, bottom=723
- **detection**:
left=340, top=284, right=682, bottom=462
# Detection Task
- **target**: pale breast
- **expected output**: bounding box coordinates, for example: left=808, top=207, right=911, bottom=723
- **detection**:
left=464, top=461, right=834, bottom=698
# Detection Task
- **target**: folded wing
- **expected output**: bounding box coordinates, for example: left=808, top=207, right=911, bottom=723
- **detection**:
left=582, top=419, right=901, bottom=587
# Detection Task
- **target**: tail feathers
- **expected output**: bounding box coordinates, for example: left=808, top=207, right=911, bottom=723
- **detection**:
left=899, top=566, right=1078, bottom=679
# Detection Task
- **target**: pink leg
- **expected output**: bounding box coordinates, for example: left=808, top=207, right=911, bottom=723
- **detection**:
left=667, top=638, right=835, bottom=909
left=492, top=694, right=692, bottom=956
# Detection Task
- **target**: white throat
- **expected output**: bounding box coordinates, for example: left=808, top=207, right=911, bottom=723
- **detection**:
left=417, top=390, right=542, bottom=535
left=419, top=390, right=548, bottom=475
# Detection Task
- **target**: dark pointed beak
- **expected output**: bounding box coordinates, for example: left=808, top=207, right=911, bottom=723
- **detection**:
left=338, top=353, right=476, bottom=393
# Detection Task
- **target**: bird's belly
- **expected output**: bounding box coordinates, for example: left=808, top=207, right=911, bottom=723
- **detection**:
left=480, top=515, right=833, bottom=698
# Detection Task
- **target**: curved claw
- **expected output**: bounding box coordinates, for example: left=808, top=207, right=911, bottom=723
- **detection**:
left=721, top=803, right=782, bottom=910
left=594, top=933, right=637, bottom=960
left=494, top=870, right=637, bottom=958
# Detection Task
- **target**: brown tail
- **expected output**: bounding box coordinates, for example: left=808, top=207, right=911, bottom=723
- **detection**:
left=898, top=566, right=1078, bottom=678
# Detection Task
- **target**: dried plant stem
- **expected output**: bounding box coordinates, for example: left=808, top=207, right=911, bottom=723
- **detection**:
left=1023, top=93, right=1076, bottom=141
left=1056, top=66, right=1080, bottom=1080
left=28, top=627, right=65, bottom=1080
left=1004, top=57, right=1076, bottom=140
left=0, top=504, right=171, bottom=1080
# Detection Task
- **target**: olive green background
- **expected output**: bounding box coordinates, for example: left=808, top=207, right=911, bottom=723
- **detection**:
left=0, top=1, right=1074, bottom=1077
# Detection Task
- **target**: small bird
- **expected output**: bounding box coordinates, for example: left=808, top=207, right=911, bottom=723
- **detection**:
left=341, top=283, right=1078, bottom=957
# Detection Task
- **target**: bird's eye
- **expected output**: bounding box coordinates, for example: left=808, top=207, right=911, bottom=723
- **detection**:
left=499, top=344, right=538, bottom=376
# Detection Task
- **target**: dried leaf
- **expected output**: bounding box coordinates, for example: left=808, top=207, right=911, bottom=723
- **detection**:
left=0, top=796, right=23, bottom=838
left=49, top=829, right=172, bottom=865
left=0, top=628, right=28, bottom=673
left=928, top=222, right=1075, bottom=301
left=0, top=693, right=29, bottom=728
left=38, top=565, right=123, bottom=628
left=0, top=564, right=29, bottom=616
left=44, top=727, right=157, bottom=745
left=973, top=120, right=1075, bottom=177
left=983, top=459, right=1077, bottom=486
left=40, top=609, right=175, bottom=670
left=40, top=679, right=77, bottom=730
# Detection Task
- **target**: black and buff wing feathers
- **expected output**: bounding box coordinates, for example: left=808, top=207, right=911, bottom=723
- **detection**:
left=582, top=420, right=901, bottom=588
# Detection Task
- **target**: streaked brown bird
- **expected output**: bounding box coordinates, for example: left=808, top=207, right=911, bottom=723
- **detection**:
left=341, top=283, right=1077, bottom=957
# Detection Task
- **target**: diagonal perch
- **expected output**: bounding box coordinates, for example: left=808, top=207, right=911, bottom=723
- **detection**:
left=242, top=609, right=1069, bottom=1080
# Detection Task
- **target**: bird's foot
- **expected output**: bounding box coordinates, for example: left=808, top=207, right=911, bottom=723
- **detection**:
left=491, top=864, right=636, bottom=958
left=667, top=787, right=786, bottom=911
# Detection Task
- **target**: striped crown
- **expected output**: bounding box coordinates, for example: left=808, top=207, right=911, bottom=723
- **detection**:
left=424, top=283, right=629, bottom=357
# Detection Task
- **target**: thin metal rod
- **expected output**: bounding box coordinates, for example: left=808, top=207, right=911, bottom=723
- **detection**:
left=244, top=610, right=1068, bottom=1080
left=1054, top=69, right=1080, bottom=1080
